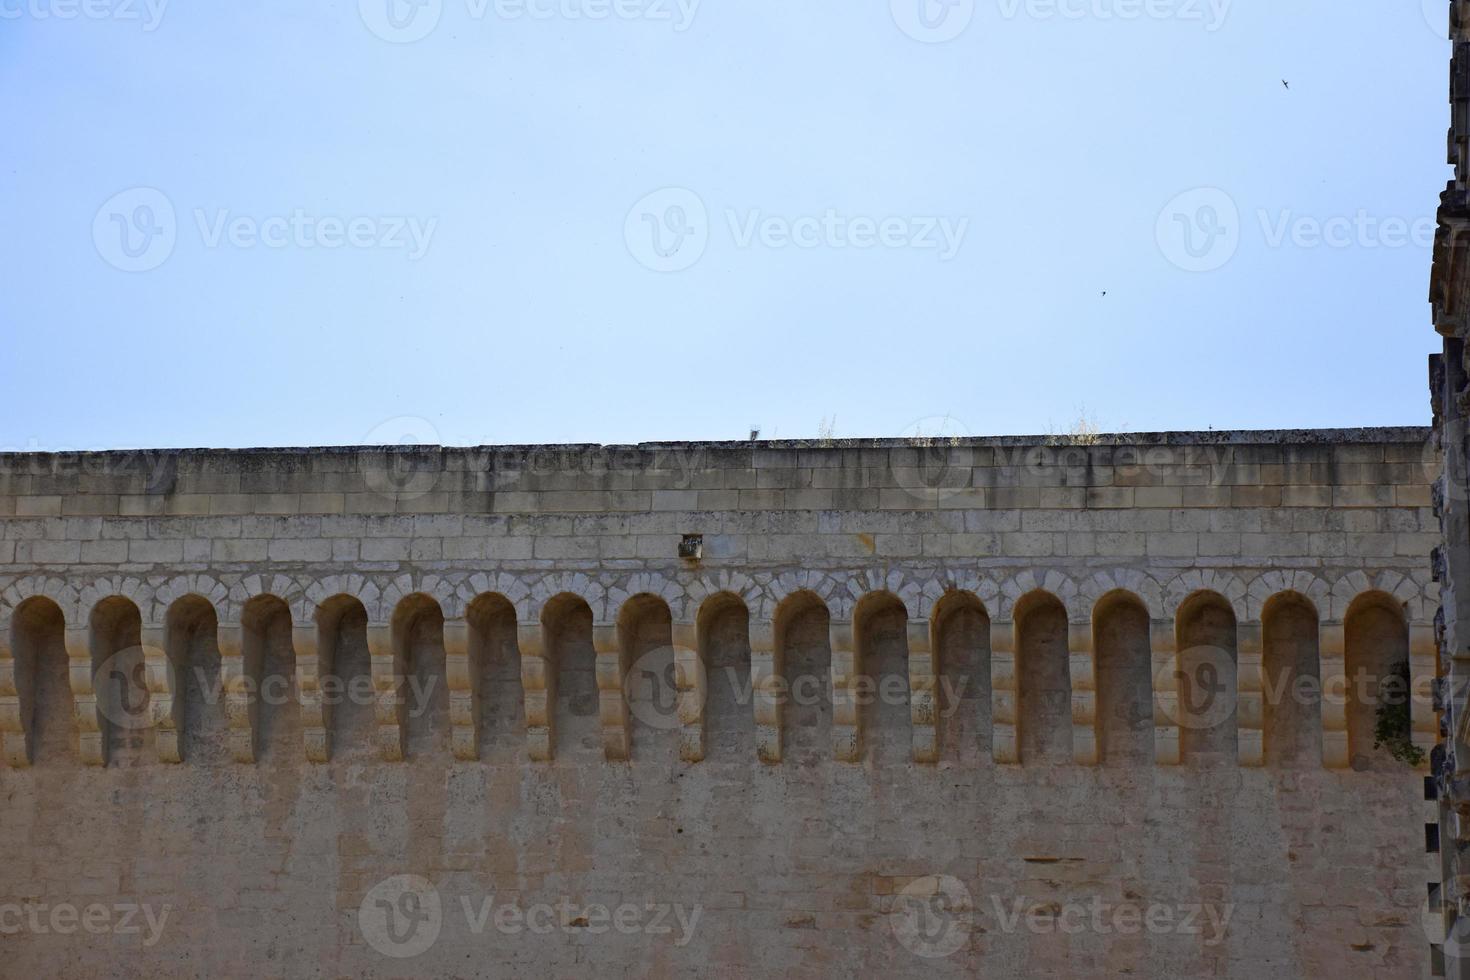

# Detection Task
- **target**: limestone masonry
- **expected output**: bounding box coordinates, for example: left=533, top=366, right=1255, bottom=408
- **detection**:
left=0, top=431, right=1440, bottom=977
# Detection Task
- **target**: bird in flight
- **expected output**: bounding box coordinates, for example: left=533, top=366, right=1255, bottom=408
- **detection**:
left=1282, top=79, right=1290, bottom=90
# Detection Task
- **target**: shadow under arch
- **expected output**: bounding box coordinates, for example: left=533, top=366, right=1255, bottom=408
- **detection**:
left=1174, top=589, right=1238, bottom=766
left=1344, top=590, right=1411, bottom=771
left=465, top=592, right=522, bottom=763
left=931, top=589, right=991, bottom=765
left=696, top=591, right=753, bottom=761
left=1013, top=589, right=1071, bottom=765
left=773, top=590, right=831, bottom=763
left=1262, top=590, right=1321, bottom=769
left=1092, top=589, right=1153, bottom=766
left=240, top=593, right=298, bottom=762
left=9, top=596, right=73, bottom=765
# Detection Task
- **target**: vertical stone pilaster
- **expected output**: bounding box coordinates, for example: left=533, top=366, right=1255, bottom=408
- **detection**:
left=143, top=625, right=178, bottom=764
left=520, top=624, right=553, bottom=762
left=992, top=622, right=1019, bottom=765
left=367, top=625, right=402, bottom=761
left=1411, top=622, right=1438, bottom=767
left=443, top=620, right=477, bottom=761
left=1152, top=618, right=1181, bottom=766
left=67, top=629, right=103, bottom=766
left=672, top=623, right=704, bottom=763
left=1070, top=622, right=1097, bottom=766
left=294, top=625, right=327, bottom=763
left=594, top=625, right=629, bottom=762
left=1319, top=622, right=1350, bottom=770
left=750, top=622, right=780, bottom=764
left=1237, top=622, right=1265, bottom=767
left=0, top=633, right=25, bottom=767
left=218, top=624, right=254, bottom=764
left=830, top=621, right=860, bottom=762
left=908, top=620, right=938, bottom=764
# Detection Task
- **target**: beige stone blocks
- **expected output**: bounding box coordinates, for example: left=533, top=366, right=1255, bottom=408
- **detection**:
left=293, top=625, right=327, bottom=763
left=992, top=623, right=1019, bottom=765
left=672, top=622, right=704, bottom=763
left=1069, top=622, right=1098, bottom=766
left=749, top=622, right=781, bottom=764
left=518, top=624, right=553, bottom=762
left=829, top=621, right=860, bottom=763
left=217, top=624, right=254, bottom=764
left=1236, top=623, right=1265, bottom=768
left=1152, top=619, right=1180, bottom=766
left=907, top=620, right=938, bottom=764
left=442, top=620, right=476, bottom=762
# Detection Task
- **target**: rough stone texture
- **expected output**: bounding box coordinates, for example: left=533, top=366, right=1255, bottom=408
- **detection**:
left=0, top=431, right=1438, bottom=977
left=1430, top=3, right=1470, bottom=976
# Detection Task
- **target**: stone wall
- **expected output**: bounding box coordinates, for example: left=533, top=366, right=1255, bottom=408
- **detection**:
left=0, top=431, right=1439, bottom=978
left=1430, top=2, right=1470, bottom=976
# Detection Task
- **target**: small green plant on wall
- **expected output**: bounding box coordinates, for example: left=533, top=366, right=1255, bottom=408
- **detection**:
left=1374, top=660, right=1426, bottom=767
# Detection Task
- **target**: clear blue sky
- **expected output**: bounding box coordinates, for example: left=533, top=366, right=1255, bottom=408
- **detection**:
left=0, top=1, right=1450, bottom=450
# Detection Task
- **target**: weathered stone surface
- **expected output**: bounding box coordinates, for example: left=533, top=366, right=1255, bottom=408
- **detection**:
left=0, top=431, right=1437, bottom=977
